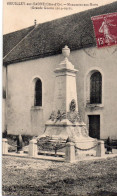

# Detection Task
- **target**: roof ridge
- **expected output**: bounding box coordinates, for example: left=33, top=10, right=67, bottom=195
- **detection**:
left=3, top=25, right=38, bottom=59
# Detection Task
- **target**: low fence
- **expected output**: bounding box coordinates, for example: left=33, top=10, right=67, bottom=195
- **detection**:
left=2, top=138, right=110, bottom=162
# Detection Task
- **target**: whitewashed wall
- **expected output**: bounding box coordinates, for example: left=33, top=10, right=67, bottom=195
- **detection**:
left=5, top=45, right=117, bottom=139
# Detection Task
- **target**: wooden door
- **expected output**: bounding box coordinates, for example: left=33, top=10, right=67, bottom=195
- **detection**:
left=89, top=115, right=100, bottom=139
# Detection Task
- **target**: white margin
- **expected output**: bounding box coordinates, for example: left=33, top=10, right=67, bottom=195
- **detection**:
left=0, top=1, right=3, bottom=195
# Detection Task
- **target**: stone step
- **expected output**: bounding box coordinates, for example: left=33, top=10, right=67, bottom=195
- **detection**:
left=3, top=153, right=65, bottom=162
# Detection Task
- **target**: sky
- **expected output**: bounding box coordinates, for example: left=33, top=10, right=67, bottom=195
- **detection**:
left=3, top=0, right=117, bottom=34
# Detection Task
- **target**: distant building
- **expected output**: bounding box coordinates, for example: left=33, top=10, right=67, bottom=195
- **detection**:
left=3, top=2, right=117, bottom=140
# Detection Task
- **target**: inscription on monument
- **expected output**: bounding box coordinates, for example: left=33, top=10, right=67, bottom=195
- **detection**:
left=57, top=80, right=64, bottom=99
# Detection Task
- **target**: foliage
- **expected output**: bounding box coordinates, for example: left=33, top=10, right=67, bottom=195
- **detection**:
left=22, top=135, right=33, bottom=146
left=37, top=136, right=66, bottom=153
left=7, top=134, right=33, bottom=145
left=49, top=110, right=66, bottom=122
left=2, top=130, right=7, bottom=138
left=49, top=109, right=83, bottom=124
left=6, top=134, right=33, bottom=152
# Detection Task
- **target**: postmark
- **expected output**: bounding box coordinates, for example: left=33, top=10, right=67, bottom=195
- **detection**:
left=91, top=12, right=117, bottom=48
left=83, top=45, right=117, bottom=59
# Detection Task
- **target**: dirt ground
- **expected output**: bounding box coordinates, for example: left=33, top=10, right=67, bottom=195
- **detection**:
left=2, top=155, right=117, bottom=196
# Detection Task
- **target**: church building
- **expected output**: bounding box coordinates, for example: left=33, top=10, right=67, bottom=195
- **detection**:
left=3, top=1, right=117, bottom=140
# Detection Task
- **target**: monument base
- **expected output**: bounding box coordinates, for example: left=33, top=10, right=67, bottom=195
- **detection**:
left=37, top=119, right=98, bottom=157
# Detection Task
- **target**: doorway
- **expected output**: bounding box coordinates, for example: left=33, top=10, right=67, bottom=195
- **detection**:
left=88, top=115, right=100, bottom=139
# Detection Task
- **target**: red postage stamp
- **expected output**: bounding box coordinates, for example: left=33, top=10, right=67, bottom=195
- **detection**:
left=91, top=12, right=117, bottom=48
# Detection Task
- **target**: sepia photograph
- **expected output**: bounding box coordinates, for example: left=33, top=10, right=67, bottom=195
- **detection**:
left=2, top=0, right=117, bottom=195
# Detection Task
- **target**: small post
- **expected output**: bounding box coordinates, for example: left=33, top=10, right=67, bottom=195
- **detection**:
left=29, top=139, right=38, bottom=157
left=2, top=138, right=8, bottom=155
left=65, top=142, right=75, bottom=163
left=96, top=141, right=105, bottom=157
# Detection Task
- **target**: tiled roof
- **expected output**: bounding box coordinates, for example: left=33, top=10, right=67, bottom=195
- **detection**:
left=3, top=26, right=34, bottom=57
left=3, top=1, right=117, bottom=65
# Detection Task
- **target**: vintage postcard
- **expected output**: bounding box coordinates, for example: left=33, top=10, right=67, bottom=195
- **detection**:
left=2, top=0, right=117, bottom=195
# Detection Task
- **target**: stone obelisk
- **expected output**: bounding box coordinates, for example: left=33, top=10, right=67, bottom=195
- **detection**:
left=53, top=45, right=78, bottom=114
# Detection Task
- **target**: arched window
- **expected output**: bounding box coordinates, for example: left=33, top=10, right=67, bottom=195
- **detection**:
left=34, top=79, right=42, bottom=106
left=90, top=72, right=102, bottom=104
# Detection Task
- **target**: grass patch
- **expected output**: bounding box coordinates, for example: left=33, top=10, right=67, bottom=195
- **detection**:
left=2, top=156, right=117, bottom=196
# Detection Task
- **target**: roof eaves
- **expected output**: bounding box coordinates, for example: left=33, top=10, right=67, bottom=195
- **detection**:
left=3, top=43, right=96, bottom=66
